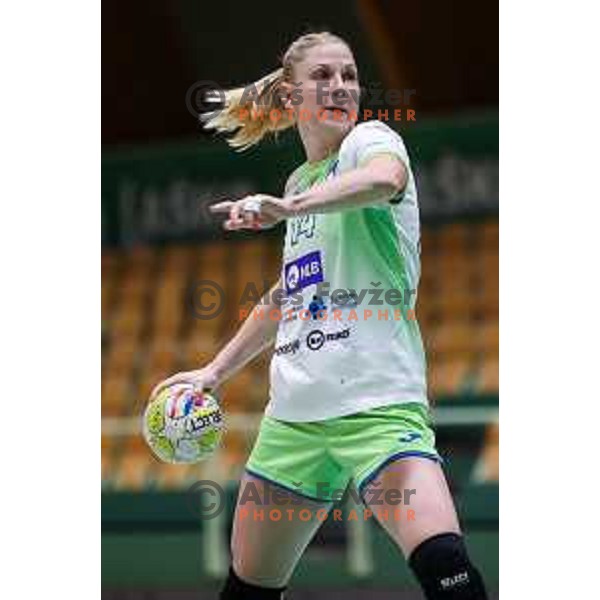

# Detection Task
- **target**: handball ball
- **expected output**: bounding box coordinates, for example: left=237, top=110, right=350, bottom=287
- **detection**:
left=142, top=384, right=224, bottom=464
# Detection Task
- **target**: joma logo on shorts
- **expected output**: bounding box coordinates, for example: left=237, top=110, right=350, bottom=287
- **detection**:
left=399, top=432, right=422, bottom=443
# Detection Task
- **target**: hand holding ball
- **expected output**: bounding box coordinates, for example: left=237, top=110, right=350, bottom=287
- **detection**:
left=142, top=384, right=224, bottom=463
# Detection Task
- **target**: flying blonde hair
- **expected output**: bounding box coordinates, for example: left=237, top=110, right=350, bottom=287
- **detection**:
left=201, top=32, right=349, bottom=151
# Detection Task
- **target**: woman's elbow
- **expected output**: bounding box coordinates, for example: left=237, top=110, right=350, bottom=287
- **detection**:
left=370, top=162, right=407, bottom=200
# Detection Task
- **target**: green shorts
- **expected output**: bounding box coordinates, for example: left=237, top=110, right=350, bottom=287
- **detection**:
left=245, top=403, right=440, bottom=503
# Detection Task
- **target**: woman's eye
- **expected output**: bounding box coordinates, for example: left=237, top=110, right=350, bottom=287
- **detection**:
left=311, top=68, right=330, bottom=79
left=343, top=71, right=357, bottom=81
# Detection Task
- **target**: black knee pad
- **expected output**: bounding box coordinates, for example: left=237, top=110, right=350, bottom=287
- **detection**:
left=219, top=566, right=286, bottom=599
left=408, top=533, right=488, bottom=599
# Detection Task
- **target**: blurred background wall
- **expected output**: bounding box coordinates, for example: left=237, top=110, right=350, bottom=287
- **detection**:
left=102, top=1, right=498, bottom=597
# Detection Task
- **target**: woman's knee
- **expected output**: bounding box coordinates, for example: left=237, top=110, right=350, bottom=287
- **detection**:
left=231, top=554, right=290, bottom=589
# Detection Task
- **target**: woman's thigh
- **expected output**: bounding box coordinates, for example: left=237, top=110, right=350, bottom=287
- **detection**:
left=364, top=457, right=461, bottom=557
left=231, top=472, right=331, bottom=587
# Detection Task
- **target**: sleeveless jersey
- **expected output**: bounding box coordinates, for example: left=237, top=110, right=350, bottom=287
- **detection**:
left=266, top=120, right=428, bottom=421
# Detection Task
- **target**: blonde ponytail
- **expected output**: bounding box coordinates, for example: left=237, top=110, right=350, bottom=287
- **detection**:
left=201, top=68, right=295, bottom=151
left=202, top=31, right=349, bottom=151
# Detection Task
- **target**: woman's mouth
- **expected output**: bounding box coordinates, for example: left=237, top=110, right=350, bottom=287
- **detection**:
left=323, top=106, right=349, bottom=114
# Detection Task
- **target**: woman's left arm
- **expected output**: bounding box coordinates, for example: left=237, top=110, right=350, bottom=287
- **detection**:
left=210, top=155, right=407, bottom=229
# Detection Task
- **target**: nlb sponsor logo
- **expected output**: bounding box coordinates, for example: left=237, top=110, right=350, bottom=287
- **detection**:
left=284, top=250, right=323, bottom=293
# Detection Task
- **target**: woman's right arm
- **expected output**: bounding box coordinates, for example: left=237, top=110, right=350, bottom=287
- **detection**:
left=150, top=278, right=282, bottom=399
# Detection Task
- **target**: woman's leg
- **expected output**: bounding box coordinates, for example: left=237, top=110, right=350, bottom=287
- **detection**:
left=364, top=456, right=460, bottom=556
left=226, top=472, right=330, bottom=592
left=364, top=457, right=487, bottom=598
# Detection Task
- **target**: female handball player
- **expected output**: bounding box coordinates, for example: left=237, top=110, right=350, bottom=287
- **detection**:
left=152, top=31, right=488, bottom=600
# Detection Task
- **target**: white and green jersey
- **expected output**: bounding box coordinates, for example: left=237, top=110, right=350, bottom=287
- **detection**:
left=266, top=120, right=428, bottom=422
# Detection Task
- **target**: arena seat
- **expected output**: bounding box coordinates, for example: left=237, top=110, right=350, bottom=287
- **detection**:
left=436, top=287, right=479, bottom=322
left=472, top=422, right=500, bottom=483
left=103, top=337, right=139, bottom=378
left=110, top=303, right=145, bottom=339
left=153, top=462, right=199, bottom=490
left=428, top=356, right=473, bottom=397
left=102, top=435, right=115, bottom=487
left=113, top=451, right=156, bottom=490
left=181, top=335, right=217, bottom=366
left=219, top=366, right=260, bottom=411
left=436, top=222, right=471, bottom=251
left=102, top=376, right=131, bottom=417
left=478, top=356, right=499, bottom=394
left=479, top=221, right=499, bottom=248
left=477, top=321, right=499, bottom=355
left=143, top=338, right=178, bottom=373
left=427, top=321, right=476, bottom=358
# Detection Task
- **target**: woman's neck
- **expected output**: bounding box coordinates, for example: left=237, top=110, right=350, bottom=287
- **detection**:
left=299, top=126, right=345, bottom=163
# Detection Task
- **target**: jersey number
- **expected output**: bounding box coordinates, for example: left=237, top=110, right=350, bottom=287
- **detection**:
left=290, top=215, right=317, bottom=246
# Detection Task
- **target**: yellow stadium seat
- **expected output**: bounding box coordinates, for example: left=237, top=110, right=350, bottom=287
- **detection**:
left=152, top=317, right=181, bottom=340
left=478, top=356, right=499, bottom=394
left=420, top=227, right=438, bottom=255
left=437, top=222, right=471, bottom=253
left=472, top=286, right=499, bottom=319
left=436, top=287, right=478, bottom=322
left=102, top=451, right=113, bottom=486
left=126, top=245, right=155, bottom=264
left=101, top=284, right=113, bottom=317
left=418, top=260, right=439, bottom=291
left=479, top=250, right=499, bottom=278
left=182, top=336, right=217, bottom=366
left=475, top=422, right=499, bottom=482
left=119, top=273, right=151, bottom=302
left=153, top=463, right=199, bottom=490
left=103, top=337, right=139, bottom=377
left=437, top=262, right=476, bottom=289
left=220, top=368, right=261, bottom=411
left=428, top=357, right=472, bottom=397
left=136, top=366, right=175, bottom=406
left=479, top=221, right=499, bottom=248
left=477, top=321, right=499, bottom=355
left=144, top=340, right=177, bottom=373
left=163, top=245, right=193, bottom=269
left=197, top=243, right=228, bottom=279
left=154, top=279, right=187, bottom=306
left=222, top=430, right=250, bottom=474
left=110, top=304, right=145, bottom=339
left=101, top=252, right=116, bottom=282
left=101, top=376, right=130, bottom=416
left=416, top=293, right=441, bottom=326
left=426, top=321, right=476, bottom=358
left=125, top=433, right=148, bottom=453
left=114, top=451, right=156, bottom=490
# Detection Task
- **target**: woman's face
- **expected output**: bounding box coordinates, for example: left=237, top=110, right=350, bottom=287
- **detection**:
left=287, top=41, right=360, bottom=139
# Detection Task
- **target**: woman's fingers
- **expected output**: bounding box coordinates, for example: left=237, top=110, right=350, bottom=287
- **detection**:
left=211, top=196, right=282, bottom=231
left=210, top=200, right=242, bottom=228
left=209, top=201, right=235, bottom=213
left=150, top=372, right=192, bottom=401
left=227, top=202, right=259, bottom=230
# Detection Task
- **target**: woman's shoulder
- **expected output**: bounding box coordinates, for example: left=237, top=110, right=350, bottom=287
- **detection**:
left=339, top=120, right=408, bottom=167
left=343, top=119, right=404, bottom=146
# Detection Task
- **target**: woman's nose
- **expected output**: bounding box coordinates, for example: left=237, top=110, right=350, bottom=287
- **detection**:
left=331, top=72, right=344, bottom=90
